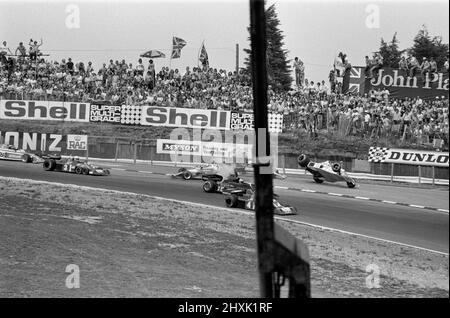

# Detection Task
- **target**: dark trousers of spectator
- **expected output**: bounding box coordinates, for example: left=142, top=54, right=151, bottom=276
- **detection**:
left=29, top=52, right=37, bottom=61
left=409, top=66, right=418, bottom=77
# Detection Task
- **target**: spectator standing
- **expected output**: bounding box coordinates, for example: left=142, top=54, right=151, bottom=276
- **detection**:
left=0, top=41, right=12, bottom=64
left=399, top=56, right=408, bottom=72
left=66, top=58, right=74, bottom=75
left=429, top=57, right=437, bottom=74
left=408, top=56, right=419, bottom=77
left=15, top=42, right=27, bottom=59
left=29, top=38, right=43, bottom=61
left=420, top=57, right=430, bottom=78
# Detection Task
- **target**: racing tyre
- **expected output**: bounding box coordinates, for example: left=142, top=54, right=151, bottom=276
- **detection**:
left=297, top=154, right=310, bottom=167
left=43, top=159, right=56, bottom=171
left=75, top=166, right=83, bottom=175
left=332, top=163, right=341, bottom=173
left=225, top=194, right=238, bottom=208
left=347, top=181, right=356, bottom=188
left=21, top=154, right=31, bottom=163
left=202, top=180, right=217, bottom=193
left=313, top=177, right=324, bottom=183
left=182, top=171, right=193, bottom=180
left=82, top=168, right=89, bottom=175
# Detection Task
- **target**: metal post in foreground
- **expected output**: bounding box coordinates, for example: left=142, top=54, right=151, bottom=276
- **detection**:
left=390, top=163, right=394, bottom=183
left=432, top=166, right=435, bottom=186
left=418, top=165, right=422, bottom=185
left=85, top=136, right=89, bottom=161
left=115, top=139, right=119, bottom=162
left=249, top=0, right=274, bottom=297
left=249, top=0, right=310, bottom=298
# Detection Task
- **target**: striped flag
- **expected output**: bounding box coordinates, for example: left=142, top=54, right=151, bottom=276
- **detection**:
left=199, top=42, right=209, bottom=67
left=171, top=36, right=187, bottom=59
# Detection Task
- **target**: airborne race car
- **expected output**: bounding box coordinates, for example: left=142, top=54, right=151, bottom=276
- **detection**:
left=43, top=157, right=110, bottom=176
left=297, top=154, right=356, bottom=188
left=0, top=144, right=60, bottom=163
left=201, top=175, right=297, bottom=215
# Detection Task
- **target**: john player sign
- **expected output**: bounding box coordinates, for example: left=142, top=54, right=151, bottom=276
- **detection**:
left=366, top=67, right=448, bottom=100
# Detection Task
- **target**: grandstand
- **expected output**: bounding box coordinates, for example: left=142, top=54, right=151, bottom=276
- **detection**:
left=0, top=42, right=448, bottom=151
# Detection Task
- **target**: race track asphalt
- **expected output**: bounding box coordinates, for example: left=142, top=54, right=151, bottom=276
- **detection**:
left=0, top=160, right=448, bottom=254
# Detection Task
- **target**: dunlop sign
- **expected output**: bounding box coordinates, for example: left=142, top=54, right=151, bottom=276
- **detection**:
left=368, top=147, right=449, bottom=167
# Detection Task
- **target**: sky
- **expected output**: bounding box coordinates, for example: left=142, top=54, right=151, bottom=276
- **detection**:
left=0, top=0, right=448, bottom=83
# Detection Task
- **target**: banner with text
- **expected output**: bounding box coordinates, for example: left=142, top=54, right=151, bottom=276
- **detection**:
left=156, top=139, right=252, bottom=159
left=359, top=68, right=449, bottom=100
left=0, top=131, right=87, bottom=152
left=230, top=112, right=284, bottom=133
left=368, top=147, right=449, bottom=167
left=0, top=100, right=90, bottom=122
left=89, top=104, right=122, bottom=123
left=142, top=106, right=230, bottom=130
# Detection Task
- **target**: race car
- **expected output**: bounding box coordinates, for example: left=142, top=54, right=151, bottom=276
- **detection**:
left=43, top=157, right=110, bottom=176
left=297, top=154, right=356, bottom=188
left=0, top=144, right=59, bottom=163
left=171, top=164, right=218, bottom=180
left=222, top=181, right=297, bottom=215
left=202, top=175, right=297, bottom=215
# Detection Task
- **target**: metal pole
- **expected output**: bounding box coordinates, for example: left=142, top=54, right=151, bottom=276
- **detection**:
left=418, top=165, right=422, bottom=185
left=250, top=0, right=274, bottom=298
left=390, top=163, right=394, bottom=183
left=236, top=43, right=239, bottom=75
left=432, top=166, right=435, bottom=186
left=282, top=154, right=286, bottom=175
left=115, top=139, right=119, bottom=162
left=133, top=141, right=137, bottom=165
left=85, top=136, right=89, bottom=161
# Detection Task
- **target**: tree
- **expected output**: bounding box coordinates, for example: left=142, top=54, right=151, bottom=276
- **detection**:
left=378, top=32, right=404, bottom=68
left=408, top=25, right=449, bottom=69
left=244, top=4, right=292, bottom=91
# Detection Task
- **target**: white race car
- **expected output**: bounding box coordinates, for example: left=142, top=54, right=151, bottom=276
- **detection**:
left=0, top=144, right=37, bottom=163
left=171, top=164, right=219, bottom=180
left=298, top=154, right=356, bottom=188
left=0, top=144, right=60, bottom=164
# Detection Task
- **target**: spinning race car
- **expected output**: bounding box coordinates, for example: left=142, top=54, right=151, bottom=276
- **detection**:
left=171, top=164, right=218, bottom=180
left=43, top=157, right=110, bottom=176
left=201, top=175, right=297, bottom=215
left=297, top=154, right=356, bottom=188
left=0, top=144, right=60, bottom=163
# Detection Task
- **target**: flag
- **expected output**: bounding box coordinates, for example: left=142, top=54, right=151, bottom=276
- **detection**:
left=171, top=36, right=187, bottom=59
left=199, top=42, right=209, bottom=67
left=342, top=66, right=366, bottom=94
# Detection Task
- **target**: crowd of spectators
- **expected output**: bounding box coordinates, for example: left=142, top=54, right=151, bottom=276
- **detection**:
left=0, top=40, right=448, bottom=147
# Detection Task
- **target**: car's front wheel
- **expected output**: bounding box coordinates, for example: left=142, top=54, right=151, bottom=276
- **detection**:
left=21, top=154, right=31, bottom=163
left=43, top=159, right=56, bottom=171
left=313, top=177, right=324, bottom=183
left=202, top=180, right=217, bottom=193
left=182, top=171, right=193, bottom=180
left=347, top=181, right=356, bottom=188
left=298, top=154, right=310, bottom=167
left=75, top=166, right=83, bottom=174
left=225, top=194, right=238, bottom=208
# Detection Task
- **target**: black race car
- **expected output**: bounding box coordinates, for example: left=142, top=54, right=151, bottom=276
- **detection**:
left=202, top=175, right=297, bottom=215
left=43, top=157, right=110, bottom=176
